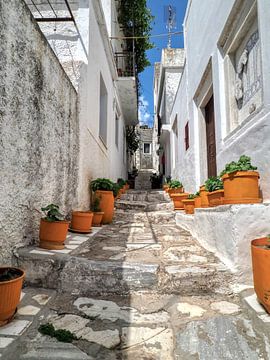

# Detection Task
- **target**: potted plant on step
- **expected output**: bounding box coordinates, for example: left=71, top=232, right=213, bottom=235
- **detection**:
left=91, top=196, right=104, bottom=227
left=194, top=191, right=201, bottom=208
left=182, top=194, right=196, bottom=214
left=171, top=192, right=189, bottom=210
left=117, top=178, right=126, bottom=196
left=220, top=155, right=261, bottom=204
left=70, top=211, right=93, bottom=234
left=168, top=179, right=184, bottom=197
left=90, top=178, right=115, bottom=224
left=251, top=235, right=270, bottom=313
left=0, top=267, right=25, bottom=326
left=199, top=185, right=209, bottom=208
left=205, top=177, right=224, bottom=207
left=39, top=204, right=69, bottom=250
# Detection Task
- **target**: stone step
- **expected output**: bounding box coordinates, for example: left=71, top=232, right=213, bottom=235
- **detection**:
left=121, top=190, right=169, bottom=203
left=115, top=200, right=173, bottom=212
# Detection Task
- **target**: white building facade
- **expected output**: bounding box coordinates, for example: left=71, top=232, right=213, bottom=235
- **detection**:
left=27, top=0, right=138, bottom=209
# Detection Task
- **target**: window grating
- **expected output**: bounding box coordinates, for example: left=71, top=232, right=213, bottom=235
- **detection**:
left=24, top=0, right=76, bottom=22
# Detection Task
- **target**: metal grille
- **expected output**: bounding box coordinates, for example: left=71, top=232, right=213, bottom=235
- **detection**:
left=24, top=0, right=76, bottom=22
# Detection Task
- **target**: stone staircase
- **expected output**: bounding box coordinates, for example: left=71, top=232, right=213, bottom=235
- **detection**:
left=17, top=190, right=232, bottom=297
left=135, top=170, right=153, bottom=190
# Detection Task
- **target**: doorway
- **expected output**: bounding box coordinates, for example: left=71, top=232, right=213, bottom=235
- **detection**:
left=205, top=96, right=217, bottom=177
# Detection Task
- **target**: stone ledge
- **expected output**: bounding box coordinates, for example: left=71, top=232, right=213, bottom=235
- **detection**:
left=175, top=203, right=270, bottom=284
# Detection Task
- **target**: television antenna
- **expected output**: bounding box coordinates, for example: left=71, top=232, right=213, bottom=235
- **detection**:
left=164, top=5, right=177, bottom=49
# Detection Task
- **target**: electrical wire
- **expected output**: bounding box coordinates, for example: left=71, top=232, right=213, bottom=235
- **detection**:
left=110, top=30, right=183, bottom=40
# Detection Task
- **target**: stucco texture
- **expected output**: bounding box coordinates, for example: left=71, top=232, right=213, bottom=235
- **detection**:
left=0, top=0, right=79, bottom=263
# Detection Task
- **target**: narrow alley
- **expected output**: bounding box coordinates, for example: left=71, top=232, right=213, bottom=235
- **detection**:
left=0, top=190, right=268, bottom=359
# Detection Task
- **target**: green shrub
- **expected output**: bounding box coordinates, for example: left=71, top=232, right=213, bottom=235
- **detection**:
left=169, top=180, right=183, bottom=189
left=38, top=323, right=78, bottom=343
left=41, top=204, right=65, bottom=222
left=220, top=155, right=257, bottom=177
left=90, top=178, right=115, bottom=192
left=205, top=177, right=223, bottom=192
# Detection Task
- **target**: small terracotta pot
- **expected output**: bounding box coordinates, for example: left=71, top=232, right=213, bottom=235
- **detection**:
left=39, top=218, right=69, bottom=250
left=182, top=199, right=195, bottom=214
left=168, top=187, right=184, bottom=198
left=92, top=212, right=104, bottom=227
left=95, top=190, right=115, bottom=224
left=71, top=211, right=93, bottom=232
left=222, top=171, right=261, bottom=204
left=199, top=186, right=209, bottom=207
left=0, top=267, right=25, bottom=326
left=207, top=190, right=224, bottom=207
left=194, top=196, right=201, bottom=208
left=171, top=193, right=189, bottom=210
left=251, top=238, right=270, bottom=313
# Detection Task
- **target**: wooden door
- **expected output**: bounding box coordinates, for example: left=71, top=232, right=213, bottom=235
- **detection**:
left=205, top=96, right=217, bottom=177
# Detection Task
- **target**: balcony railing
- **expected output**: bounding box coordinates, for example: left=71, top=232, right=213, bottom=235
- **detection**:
left=114, top=51, right=136, bottom=77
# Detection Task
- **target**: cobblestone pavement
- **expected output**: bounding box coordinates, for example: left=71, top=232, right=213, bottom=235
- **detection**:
left=2, top=191, right=270, bottom=359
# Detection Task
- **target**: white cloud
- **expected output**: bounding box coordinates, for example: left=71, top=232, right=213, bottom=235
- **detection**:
left=138, top=95, right=152, bottom=126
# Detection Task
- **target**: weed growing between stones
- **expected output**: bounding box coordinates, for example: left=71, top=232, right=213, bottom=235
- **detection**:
left=38, top=323, right=78, bottom=343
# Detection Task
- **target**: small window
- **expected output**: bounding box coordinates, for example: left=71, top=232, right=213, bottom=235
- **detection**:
left=185, top=122, right=189, bottom=150
left=143, top=143, right=151, bottom=154
left=99, top=74, right=108, bottom=146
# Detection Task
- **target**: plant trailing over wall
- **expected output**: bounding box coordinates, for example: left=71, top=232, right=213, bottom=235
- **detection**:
left=41, top=204, right=64, bottom=222
left=118, top=0, right=154, bottom=74
left=220, top=155, right=257, bottom=177
left=169, top=180, right=183, bottom=189
left=205, top=177, right=224, bottom=192
left=90, top=178, right=115, bottom=192
left=126, top=126, right=140, bottom=154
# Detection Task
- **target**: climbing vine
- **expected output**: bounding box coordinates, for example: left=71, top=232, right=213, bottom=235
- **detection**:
left=126, top=126, right=140, bottom=154
left=118, top=0, right=154, bottom=74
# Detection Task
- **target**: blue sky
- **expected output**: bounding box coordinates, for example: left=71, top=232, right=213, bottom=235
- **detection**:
left=138, top=0, right=188, bottom=127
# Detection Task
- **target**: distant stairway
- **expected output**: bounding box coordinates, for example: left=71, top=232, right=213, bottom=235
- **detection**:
left=135, top=169, right=154, bottom=190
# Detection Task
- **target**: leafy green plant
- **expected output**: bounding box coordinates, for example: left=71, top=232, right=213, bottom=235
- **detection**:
left=220, top=155, right=257, bottom=177
left=113, top=183, right=122, bottom=197
left=90, top=178, right=115, bottom=192
left=38, top=323, right=78, bottom=343
left=91, top=196, right=101, bottom=212
left=169, top=180, right=183, bottom=189
left=188, top=194, right=196, bottom=199
left=117, top=178, right=127, bottom=187
left=41, top=204, right=64, bottom=222
left=126, top=127, right=140, bottom=154
left=205, top=177, right=224, bottom=192
left=195, top=191, right=200, bottom=197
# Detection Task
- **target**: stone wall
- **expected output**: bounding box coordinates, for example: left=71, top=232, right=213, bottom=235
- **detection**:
left=0, top=0, right=79, bottom=263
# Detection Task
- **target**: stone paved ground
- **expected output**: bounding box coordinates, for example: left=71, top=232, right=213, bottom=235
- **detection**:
left=2, top=190, right=270, bottom=359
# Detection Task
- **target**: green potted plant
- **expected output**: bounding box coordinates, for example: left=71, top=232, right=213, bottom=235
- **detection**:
left=168, top=179, right=184, bottom=197
left=182, top=194, right=196, bottom=214
left=0, top=267, right=25, bottom=326
left=91, top=196, right=104, bottom=227
left=90, top=178, right=115, bottom=224
left=39, top=204, right=69, bottom=250
left=220, top=155, right=261, bottom=204
left=205, top=176, right=224, bottom=207
left=251, top=235, right=270, bottom=313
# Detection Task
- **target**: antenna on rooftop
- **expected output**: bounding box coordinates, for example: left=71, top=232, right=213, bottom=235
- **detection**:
left=164, top=5, right=177, bottom=49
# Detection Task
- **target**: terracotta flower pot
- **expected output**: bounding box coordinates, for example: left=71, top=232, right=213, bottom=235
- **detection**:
left=207, top=190, right=224, bottom=207
left=71, top=211, right=93, bottom=233
left=92, top=212, right=104, bottom=227
left=168, top=187, right=184, bottom=198
left=0, top=267, right=25, bottom=326
left=222, top=171, right=261, bottom=204
left=182, top=199, right=195, bottom=214
left=39, top=218, right=69, bottom=250
left=194, top=196, right=201, bottom=208
left=199, top=185, right=209, bottom=207
left=171, top=193, right=189, bottom=210
left=95, top=190, right=114, bottom=224
left=251, top=238, right=270, bottom=313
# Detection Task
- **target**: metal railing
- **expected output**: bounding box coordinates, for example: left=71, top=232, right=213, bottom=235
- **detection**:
left=114, top=51, right=136, bottom=77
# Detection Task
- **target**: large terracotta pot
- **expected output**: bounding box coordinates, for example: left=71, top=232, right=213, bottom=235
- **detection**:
left=171, top=193, right=189, bottom=210
left=168, top=187, right=184, bottom=198
left=0, top=267, right=25, bottom=326
left=199, top=186, right=209, bottom=207
left=71, top=211, right=93, bottom=233
left=251, top=238, right=270, bottom=313
left=207, top=190, right=224, bottom=207
left=39, top=218, right=69, bottom=250
left=95, top=190, right=114, bottom=224
left=92, top=212, right=104, bottom=227
left=222, top=171, right=261, bottom=204
left=194, top=196, right=201, bottom=208
left=182, top=199, right=195, bottom=214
